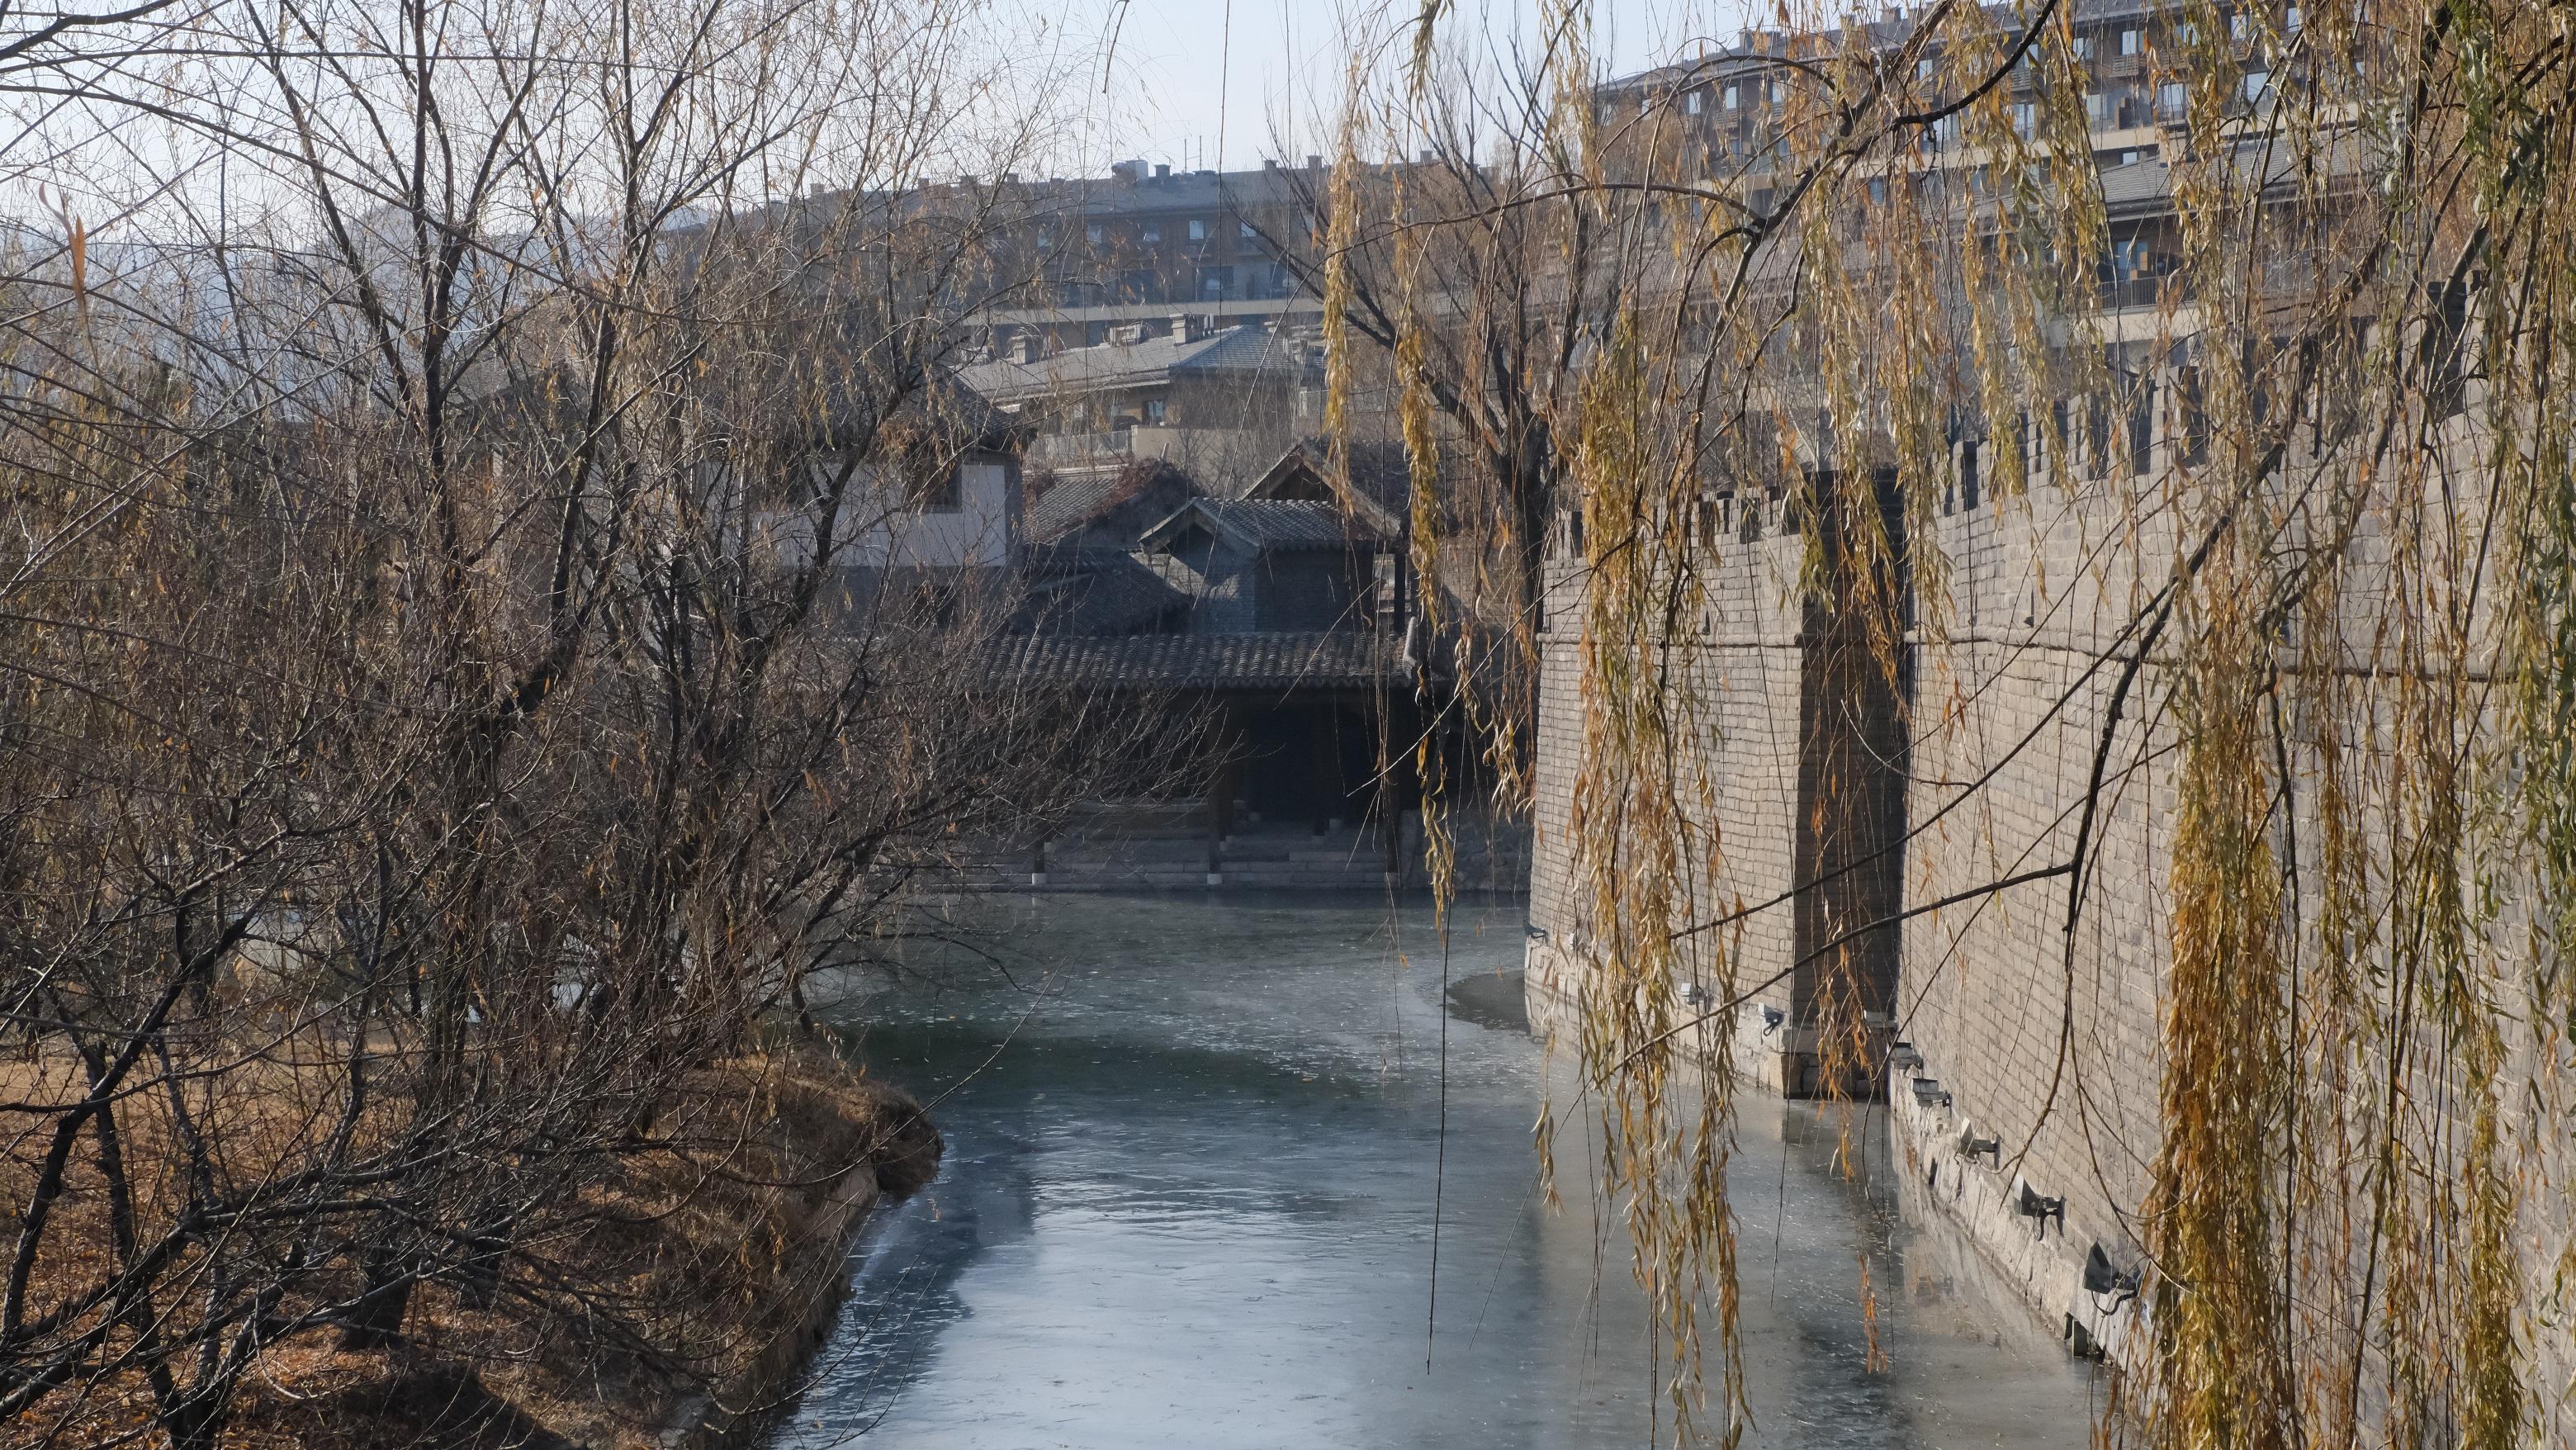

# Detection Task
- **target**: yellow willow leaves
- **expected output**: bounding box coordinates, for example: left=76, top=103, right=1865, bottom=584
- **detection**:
left=1321, top=96, right=1363, bottom=496
left=1390, top=169, right=1461, bottom=923
left=1370, top=1, right=2576, bottom=1445
left=1565, top=309, right=1750, bottom=1446
left=2142, top=566, right=2295, bottom=1450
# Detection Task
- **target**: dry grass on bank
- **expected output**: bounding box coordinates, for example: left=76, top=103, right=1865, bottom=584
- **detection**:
left=3, top=1044, right=940, bottom=1450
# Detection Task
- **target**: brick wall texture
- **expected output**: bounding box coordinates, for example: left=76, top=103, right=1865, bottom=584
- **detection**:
left=1522, top=429, right=2576, bottom=1432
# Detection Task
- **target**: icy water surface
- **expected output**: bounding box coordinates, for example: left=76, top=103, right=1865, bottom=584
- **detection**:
left=769, top=893, right=2100, bottom=1448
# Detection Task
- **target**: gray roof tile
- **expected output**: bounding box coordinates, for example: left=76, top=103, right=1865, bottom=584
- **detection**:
left=1141, top=497, right=1384, bottom=553
left=957, top=324, right=1319, bottom=404
left=1023, top=470, right=1129, bottom=541
left=990, top=630, right=1395, bottom=690
left=1011, top=547, right=1188, bottom=634
left=1023, top=459, right=1204, bottom=545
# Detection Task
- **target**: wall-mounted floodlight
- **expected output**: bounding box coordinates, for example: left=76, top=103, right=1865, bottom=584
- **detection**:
left=1679, top=981, right=1709, bottom=1006
left=1889, top=1040, right=1925, bottom=1070
left=1759, top=1005, right=1786, bottom=1033
left=2015, top=1182, right=2066, bottom=1239
left=2082, top=1243, right=2143, bottom=1306
left=1909, top=1078, right=1952, bottom=1109
left=1958, top=1130, right=2001, bottom=1165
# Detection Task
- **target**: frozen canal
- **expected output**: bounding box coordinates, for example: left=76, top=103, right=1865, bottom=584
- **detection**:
left=769, top=893, right=2100, bottom=1448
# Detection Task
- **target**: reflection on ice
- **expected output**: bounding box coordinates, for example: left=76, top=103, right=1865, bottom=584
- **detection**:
left=767, top=893, right=2099, bottom=1450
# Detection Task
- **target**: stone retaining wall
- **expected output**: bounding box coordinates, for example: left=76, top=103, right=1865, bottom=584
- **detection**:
left=1522, top=421, right=2576, bottom=1436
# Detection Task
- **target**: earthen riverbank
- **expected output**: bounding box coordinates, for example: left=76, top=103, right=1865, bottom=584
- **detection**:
left=181, top=1045, right=941, bottom=1450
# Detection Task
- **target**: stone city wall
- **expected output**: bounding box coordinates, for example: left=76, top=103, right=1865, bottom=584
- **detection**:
left=1522, top=411, right=2576, bottom=1425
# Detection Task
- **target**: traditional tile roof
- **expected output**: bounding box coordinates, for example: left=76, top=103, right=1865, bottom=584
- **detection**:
left=1023, top=470, right=1129, bottom=542
left=1022, top=459, right=1203, bottom=544
left=1139, top=497, right=1383, bottom=553
left=1010, top=547, right=1188, bottom=634
left=989, top=630, right=1397, bottom=690
left=1243, top=437, right=1416, bottom=531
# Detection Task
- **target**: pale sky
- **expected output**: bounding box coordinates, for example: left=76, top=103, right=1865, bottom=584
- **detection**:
left=1048, top=1, right=1752, bottom=176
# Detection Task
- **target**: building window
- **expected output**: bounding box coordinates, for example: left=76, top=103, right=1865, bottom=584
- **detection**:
left=1141, top=224, right=1161, bottom=243
left=2242, top=69, right=2270, bottom=103
left=2286, top=6, right=2303, bottom=31
left=2073, top=34, right=2092, bottom=59
left=1201, top=269, right=1226, bottom=299
left=915, top=465, right=962, bottom=512
left=2085, top=91, right=2110, bottom=126
left=2157, top=81, right=2186, bottom=116
left=2119, top=27, right=2142, bottom=55
left=1086, top=223, right=1103, bottom=245
left=1684, top=88, right=1703, bottom=114
left=1723, top=81, right=1740, bottom=109
left=1916, top=57, right=1934, bottom=80
left=2013, top=101, right=2037, bottom=136
left=1188, top=218, right=1206, bottom=240
left=2229, top=12, right=2248, bottom=39
left=1144, top=398, right=1167, bottom=424
left=1239, top=219, right=1257, bottom=239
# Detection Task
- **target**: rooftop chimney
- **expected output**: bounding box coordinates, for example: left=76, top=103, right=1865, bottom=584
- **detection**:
left=1110, top=159, right=1146, bottom=184
left=1154, top=163, right=1172, bottom=180
left=1306, top=153, right=1323, bottom=169
left=1418, top=148, right=1434, bottom=163
left=1009, top=331, right=1040, bottom=364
